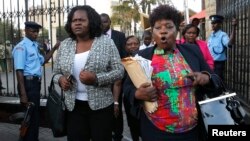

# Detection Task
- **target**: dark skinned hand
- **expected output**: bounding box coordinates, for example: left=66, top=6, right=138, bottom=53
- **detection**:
left=20, top=94, right=28, bottom=107
left=186, top=72, right=210, bottom=86
left=135, top=82, right=158, bottom=102
left=59, top=75, right=72, bottom=91
left=79, top=70, right=97, bottom=85
left=232, top=18, right=237, bottom=27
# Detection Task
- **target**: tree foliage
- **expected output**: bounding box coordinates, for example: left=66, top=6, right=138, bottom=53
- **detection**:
left=111, top=0, right=170, bottom=35
left=111, top=0, right=140, bottom=35
left=56, top=26, right=69, bottom=41
left=0, top=19, right=19, bottom=44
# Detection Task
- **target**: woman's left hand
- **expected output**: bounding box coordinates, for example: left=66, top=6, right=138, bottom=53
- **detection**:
left=79, top=70, right=97, bottom=85
left=186, top=72, right=210, bottom=86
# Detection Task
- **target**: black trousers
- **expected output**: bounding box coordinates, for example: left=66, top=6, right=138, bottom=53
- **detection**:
left=123, top=97, right=140, bottom=141
left=214, top=61, right=226, bottom=80
left=112, top=92, right=124, bottom=141
left=20, top=78, right=41, bottom=141
left=67, top=100, right=113, bottom=141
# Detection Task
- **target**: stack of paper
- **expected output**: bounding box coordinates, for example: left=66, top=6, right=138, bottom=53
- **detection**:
left=122, top=55, right=158, bottom=113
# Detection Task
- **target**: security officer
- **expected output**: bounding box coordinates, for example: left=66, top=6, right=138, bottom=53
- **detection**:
left=12, top=21, right=60, bottom=141
left=207, top=15, right=237, bottom=80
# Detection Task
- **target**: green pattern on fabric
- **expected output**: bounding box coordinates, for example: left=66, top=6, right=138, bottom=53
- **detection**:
left=166, top=125, right=175, bottom=133
left=165, top=88, right=179, bottom=113
left=156, top=71, right=172, bottom=84
left=181, top=70, right=189, bottom=75
left=154, top=49, right=165, bottom=55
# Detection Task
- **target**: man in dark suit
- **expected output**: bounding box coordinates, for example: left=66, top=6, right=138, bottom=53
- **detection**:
left=100, top=13, right=126, bottom=141
left=100, top=13, right=126, bottom=58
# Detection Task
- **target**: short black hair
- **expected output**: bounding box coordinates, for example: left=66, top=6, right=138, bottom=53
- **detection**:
left=192, top=18, right=200, bottom=22
left=142, top=30, right=152, bottom=38
left=182, top=24, right=200, bottom=37
left=100, top=13, right=110, bottom=20
left=149, top=5, right=182, bottom=30
left=125, top=35, right=140, bottom=44
left=65, top=5, right=102, bottom=39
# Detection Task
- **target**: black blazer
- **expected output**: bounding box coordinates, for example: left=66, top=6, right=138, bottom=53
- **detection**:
left=111, top=29, right=126, bottom=58
left=123, top=43, right=222, bottom=118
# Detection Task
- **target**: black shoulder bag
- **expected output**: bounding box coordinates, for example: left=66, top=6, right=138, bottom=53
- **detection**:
left=46, top=74, right=67, bottom=137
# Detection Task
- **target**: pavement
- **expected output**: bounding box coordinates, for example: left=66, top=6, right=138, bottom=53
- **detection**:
left=0, top=63, right=135, bottom=141
left=0, top=103, right=134, bottom=141
left=0, top=122, right=133, bottom=141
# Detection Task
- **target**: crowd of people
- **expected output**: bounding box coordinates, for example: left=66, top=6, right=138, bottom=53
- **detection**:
left=9, top=3, right=238, bottom=141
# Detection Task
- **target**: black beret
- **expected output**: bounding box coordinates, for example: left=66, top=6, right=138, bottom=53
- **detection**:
left=209, top=15, right=224, bottom=24
left=25, top=21, right=42, bottom=29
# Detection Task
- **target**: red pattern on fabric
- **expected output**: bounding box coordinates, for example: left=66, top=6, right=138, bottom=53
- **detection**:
left=145, top=48, right=198, bottom=133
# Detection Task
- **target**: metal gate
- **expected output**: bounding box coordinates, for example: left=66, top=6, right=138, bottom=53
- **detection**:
left=2, top=0, right=250, bottom=106
left=0, top=0, right=82, bottom=98
left=216, top=0, right=250, bottom=106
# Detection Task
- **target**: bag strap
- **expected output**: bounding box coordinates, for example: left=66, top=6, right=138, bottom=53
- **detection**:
left=49, top=74, right=64, bottom=99
left=211, top=73, right=229, bottom=93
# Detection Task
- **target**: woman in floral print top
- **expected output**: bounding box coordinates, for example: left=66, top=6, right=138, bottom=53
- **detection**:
left=123, top=4, right=220, bottom=141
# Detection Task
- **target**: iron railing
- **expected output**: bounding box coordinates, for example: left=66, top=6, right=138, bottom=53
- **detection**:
left=1, top=0, right=250, bottom=107
left=0, top=0, right=82, bottom=98
left=217, top=0, right=250, bottom=105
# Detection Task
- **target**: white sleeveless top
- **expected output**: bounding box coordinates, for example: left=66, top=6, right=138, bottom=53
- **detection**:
left=73, top=51, right=89, bottom=101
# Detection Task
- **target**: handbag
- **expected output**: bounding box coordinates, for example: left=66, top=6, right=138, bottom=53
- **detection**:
left=198, top=75, right=249, bottom=132
left=46, top=74, right=67, bottom=137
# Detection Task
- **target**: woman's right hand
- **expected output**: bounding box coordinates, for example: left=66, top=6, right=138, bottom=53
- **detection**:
left=59, top=75, right=72, bottom=91
left=135, top=82, right=158, bottom=102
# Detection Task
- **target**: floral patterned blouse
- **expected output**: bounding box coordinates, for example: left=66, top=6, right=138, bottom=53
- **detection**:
left=145, top=47, right=198, bottom=133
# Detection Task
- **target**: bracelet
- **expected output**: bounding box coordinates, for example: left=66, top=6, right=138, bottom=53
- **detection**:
left=114, top=101, right=119, bottom=105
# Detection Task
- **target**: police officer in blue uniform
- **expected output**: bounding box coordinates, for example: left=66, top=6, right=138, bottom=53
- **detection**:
left=207, top=15, right=237, bottom=80
left=12, top=21, right=60, bottom=141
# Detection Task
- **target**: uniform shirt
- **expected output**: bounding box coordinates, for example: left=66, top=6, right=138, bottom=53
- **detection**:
left=12, top=37, right=44, bottom=76
left=207, top=30, right=230, bottom=61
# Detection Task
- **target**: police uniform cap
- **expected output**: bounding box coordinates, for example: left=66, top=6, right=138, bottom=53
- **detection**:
left=25, top=21, right=42, bottom=29
left=209, top=15, right=224, bottom=24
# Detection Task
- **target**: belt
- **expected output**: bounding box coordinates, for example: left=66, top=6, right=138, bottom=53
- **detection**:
left=24, top=75, right=41, bottom=81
